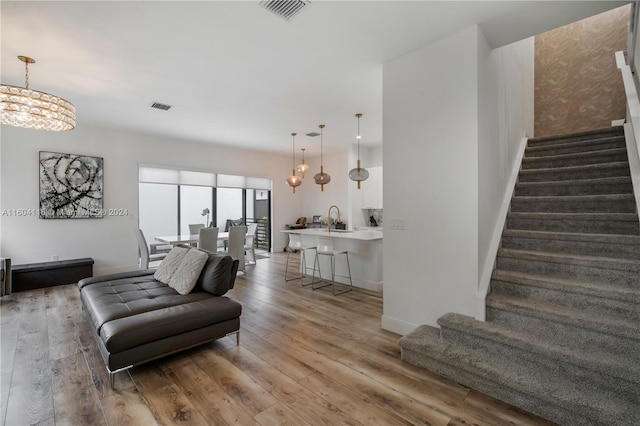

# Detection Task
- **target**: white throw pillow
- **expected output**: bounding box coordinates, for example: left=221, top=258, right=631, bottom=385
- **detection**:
left=153, top=247, right=189, bottom=284
left=168, top=248, right=209, bottom=295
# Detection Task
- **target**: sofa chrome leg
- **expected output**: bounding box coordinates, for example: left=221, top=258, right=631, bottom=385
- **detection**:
left=109, top=369, right=116, bottom=390
left=236, top=330, right=240, bottom=346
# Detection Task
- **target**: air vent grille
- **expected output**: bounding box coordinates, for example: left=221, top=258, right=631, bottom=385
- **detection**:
left=150, top=102, right=172, bottom=111
left=259, top=0, right=310, bottom=21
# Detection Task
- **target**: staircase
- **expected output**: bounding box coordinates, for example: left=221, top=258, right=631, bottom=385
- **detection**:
left=399, top=126, right=640, bottom=425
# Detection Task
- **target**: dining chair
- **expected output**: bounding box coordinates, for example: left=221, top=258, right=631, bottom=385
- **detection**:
left=244, top=223, right=258, bottom=265
left=135, top=229, right=167, bottom=269
left=189, top=223, right=205, bottom=235
left=226, top=226, right=247, bottom=272
left=198, top=227, right=219, bottom=252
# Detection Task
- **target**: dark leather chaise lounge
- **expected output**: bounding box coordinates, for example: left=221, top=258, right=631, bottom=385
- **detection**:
left=78, top=250, right=241, bottom=388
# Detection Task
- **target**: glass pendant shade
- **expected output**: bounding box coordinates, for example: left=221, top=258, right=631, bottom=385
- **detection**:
left=297, top=148, right=310, bottom=178
left=349, top=113, right=368, bottom=189
left=0, top=56, right=75, bottom=131
left=349, top=160, right=369, bottom=189
left=286, top=132, right=302, bottom=193
left=313, top=124, right=331, bottom=191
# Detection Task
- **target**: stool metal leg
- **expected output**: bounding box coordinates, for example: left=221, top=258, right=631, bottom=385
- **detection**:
left=332, top=252, right=353, bottom=295
left=300, top=248, right=320, bottom=287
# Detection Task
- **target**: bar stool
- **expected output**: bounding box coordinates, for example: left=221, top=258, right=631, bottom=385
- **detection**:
left=285, top=233, right=318, bottom=286
left=312, top=236, right=353, bottom=296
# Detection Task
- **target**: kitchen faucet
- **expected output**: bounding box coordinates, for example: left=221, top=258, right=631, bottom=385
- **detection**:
left=327, top=205, right=341, bottom=233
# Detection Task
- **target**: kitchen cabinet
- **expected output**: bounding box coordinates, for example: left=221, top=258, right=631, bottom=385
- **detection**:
left=362, top=166, right=383, bottom=209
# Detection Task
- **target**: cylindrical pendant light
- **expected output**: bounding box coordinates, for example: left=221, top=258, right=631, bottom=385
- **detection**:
left=313, top=124, right=331, bottom=191
left=297, top=148, right=310, bottom=178
left=285, top=132, right=302, bottom=193
left=349, top=113, right=369, bottom=189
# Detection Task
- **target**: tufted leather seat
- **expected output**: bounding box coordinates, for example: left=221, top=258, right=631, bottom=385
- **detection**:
left=78, top=251, right=241, bottom=388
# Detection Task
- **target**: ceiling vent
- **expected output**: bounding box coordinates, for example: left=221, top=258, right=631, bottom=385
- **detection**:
left=259, top=0, right=310, bottom=21
left=306, top=131, right=320, bottom=137
left=150, top=102, right=172, bottom=111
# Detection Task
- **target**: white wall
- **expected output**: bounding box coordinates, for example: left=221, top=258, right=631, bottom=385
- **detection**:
left=478, top=37, right=535, bottom=294
left=382, top=25, right=534, bottom=334
left=0, top=123, right=301, bottom=274
left=382, top=26, right=480, bottom=334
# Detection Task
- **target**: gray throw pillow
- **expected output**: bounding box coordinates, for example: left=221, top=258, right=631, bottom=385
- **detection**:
left=168, top=248, right=209, bottom=295
left=153, top=246, right=189, bottom=284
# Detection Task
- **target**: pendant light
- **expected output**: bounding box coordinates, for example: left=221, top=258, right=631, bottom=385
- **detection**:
left=313, top=124, right=331, bottom=191
left=349, top=113, right=369, bottom=189
left=0, top=55, right=76, bottom=131
left=285, top=132, right=302, bottom=193
left=297, top=148, right=310, bottom=178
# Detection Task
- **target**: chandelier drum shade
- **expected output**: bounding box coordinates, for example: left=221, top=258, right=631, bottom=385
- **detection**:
left=297, top=148, right=310, bottom=178
left=313, top=124, right=331, bottom=191
left=286, top=132, right=302, bottom=193
left=0, top=56, right=76, bottom=131
left=349, top=113, right=368, bottom=189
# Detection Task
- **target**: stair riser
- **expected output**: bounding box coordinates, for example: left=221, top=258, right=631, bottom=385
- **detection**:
left=525, top=139, right=625, bottom=157
left=496, top=255, right=639, bottom=288
left=401, top=347, right=604, bottom=426
left=506, top=215, right=640, bottom=235
left=518, top=166, right=630, bottom=182
left=528, top=129, right=624, bottom=147
left=490, top=280, right=640, bottom=320
left=500, top=235, right=640, bottom=260
left=514, top=181, right=633, bottom=196
left=486, top=306, right=640, bottom=359
left=510, top=198, right=636, bottom=213
left=522, top=151, right=628, bottom=170
left=441, top=326, right=639, bottom=399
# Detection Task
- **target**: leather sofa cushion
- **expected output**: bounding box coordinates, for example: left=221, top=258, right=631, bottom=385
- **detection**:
left=195, top=253, right=237, bottom=295
left=100, top=296, right=242, bottom=352
left=80, top=274, right=214, bottom=333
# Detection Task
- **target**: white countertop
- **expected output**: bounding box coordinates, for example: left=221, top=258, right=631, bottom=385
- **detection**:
left=282, top=228, right=383, bottom=241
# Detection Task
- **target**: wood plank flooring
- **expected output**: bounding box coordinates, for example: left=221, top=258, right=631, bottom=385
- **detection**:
left=1, top=252, right=555, bottom=425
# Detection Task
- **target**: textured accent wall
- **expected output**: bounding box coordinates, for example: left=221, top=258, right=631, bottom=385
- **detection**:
left=535, top=5, right=630, bottom=137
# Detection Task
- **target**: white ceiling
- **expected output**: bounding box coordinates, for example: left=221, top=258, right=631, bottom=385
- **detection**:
left=1, top=1, right=628, bottom=155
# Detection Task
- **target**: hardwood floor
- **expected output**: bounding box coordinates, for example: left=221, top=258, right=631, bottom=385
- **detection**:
left=1, top=253, right=555, bottom=425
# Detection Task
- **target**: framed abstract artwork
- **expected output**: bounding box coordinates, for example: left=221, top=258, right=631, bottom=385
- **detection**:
left=39, top=151, right=104, bottom=219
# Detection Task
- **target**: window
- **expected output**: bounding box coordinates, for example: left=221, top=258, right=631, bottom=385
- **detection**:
left=138, top=166, right=272, bottom=252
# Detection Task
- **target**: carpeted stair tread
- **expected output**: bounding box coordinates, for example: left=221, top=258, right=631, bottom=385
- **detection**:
left=486, top=293, right=640, bottom=344
left=399, top=325, right=638, bottom=425
left=527, top=126, right=624, bottom=146
left=506, top=211, right=640, bottom=234
left=515, top=176, right=633, bottom=196
left=522, top=147, right=628, bottom=169
left=438, top=313, right=640, bottom=386
left=491, top=269, right=640, bottom=305
left=518, top=161, right=630, bottom=182
left=497, top=247, right=640, bottom=270
left=501, top=228, right=640, bottom=259
left=525, top=136, right=626, bottom=157
left=510, top=194, right=637, bottom=213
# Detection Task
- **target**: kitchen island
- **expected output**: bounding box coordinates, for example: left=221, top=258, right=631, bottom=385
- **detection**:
left=283, top=228, right=383, bottom=291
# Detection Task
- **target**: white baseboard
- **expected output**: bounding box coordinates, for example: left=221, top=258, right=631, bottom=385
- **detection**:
left=476, top=136, right=529, bottom=321
left=381, top=315, right=420, bottom=336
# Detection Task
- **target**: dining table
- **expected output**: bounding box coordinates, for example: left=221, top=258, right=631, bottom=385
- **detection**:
left=155, top=232, right=230, bottom=246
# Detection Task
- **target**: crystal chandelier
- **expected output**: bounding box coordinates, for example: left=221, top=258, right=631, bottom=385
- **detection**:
left=313, top=124, right=331, bottom=191
left=285, top=132, right=302, bottom=193
left=349, top=113, right=369, bottom=188
left=0, top=56, right=76, bottom=131
left=297, top=148, right=310, bottom=178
